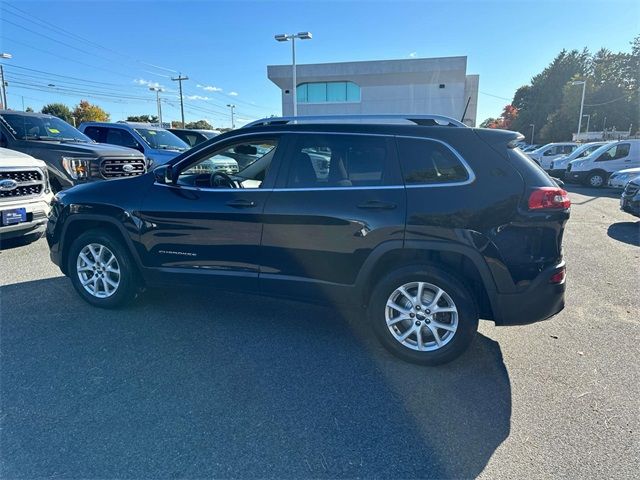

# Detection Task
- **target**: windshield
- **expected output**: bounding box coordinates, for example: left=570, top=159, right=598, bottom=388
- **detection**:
left=134, top=128, right=189, bottom=151
left=0, top=113, right=92, bottom=142
left=575, top=143, right=606, bottom=158
left=582, top=142, right=615, bottom=160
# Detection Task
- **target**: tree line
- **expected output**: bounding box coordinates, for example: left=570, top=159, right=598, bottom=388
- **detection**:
left=35, top=102, right=218, bottom=130
left=481, top=35, right=639, bottom=144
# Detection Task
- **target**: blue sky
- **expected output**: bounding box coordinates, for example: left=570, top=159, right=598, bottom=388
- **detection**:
left=1, top=0, right=637, bottom=127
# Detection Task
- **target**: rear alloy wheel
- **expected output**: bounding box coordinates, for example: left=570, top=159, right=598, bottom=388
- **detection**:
left=586, top=171, right=605, bottom=188
left=67, top=229, right=140, bottom=308
left=369, top=266, right=478, bottom=365
left=385, top=282, right=459, bottom=352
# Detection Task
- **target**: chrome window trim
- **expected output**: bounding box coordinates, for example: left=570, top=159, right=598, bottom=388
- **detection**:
left=164, top=130, right=476, bottom=192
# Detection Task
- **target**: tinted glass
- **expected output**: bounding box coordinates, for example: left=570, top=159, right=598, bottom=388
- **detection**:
left=106, top=128, right=138, bottom=148
left=398, top=138, right=469, bottom=184
left=179, top=139, right=278, bottom=189
left=83, top=126, right=105, bottom=143
left=296, top=82, right=361, bottom=103
left=134, top=128, right=189, bottom=152
left=287, top=134, right=389, bottom=188
left=599, top=143, right=631, bottom=161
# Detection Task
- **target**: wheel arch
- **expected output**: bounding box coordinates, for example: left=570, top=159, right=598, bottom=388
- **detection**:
left=356, top=241, right=498, bottom=320
left=59, top=215, right=142, bottom=276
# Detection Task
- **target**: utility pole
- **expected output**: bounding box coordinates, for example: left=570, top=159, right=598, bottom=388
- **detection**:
left=171, top=73, right=189, bottom=126
left=529, top=124, right=535, bottom=144
left=227, top=104, right=236, bottom=129
left=0, top=52, right=11, bottom=109
left=571, top=80, right=586, bottom=140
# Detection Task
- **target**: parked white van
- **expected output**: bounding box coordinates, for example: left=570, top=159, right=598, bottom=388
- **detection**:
left=528, top=142, right=578, bottom=169
left=547, top=141, right=609, bottom=177
left=566, top=139, right=640, bottom=187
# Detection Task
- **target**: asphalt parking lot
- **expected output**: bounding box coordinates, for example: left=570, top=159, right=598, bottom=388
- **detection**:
left=1, top=185, right=638, bottom=479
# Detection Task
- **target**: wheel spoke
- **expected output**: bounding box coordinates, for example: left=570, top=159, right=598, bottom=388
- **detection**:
left=431, top=320, right=456, bottom=332
left=77, top=265, right=93, bottom=272
left=103, top=276, right=118, bottom=289
left=416, top=327, right=424, bottom=350
left=97, top=245, right=104, bottom=263
left=397, top=286, right=413, bottom=304
left=79, top=252, right=94, bottom=267
left=387, top=314, right=410, bottom=326
left=88, top=244, right=99, bottom=262
left=398, top=326, right=415, bottom=342
left=386, top=300, right=411, bottom=315
left=434, top=306, right=456, bottom=314
left=417, top=282, right=425, bottom=305
left=429, top=288, right=444, bottom=307
left=428, top=324, right=443, bottom=346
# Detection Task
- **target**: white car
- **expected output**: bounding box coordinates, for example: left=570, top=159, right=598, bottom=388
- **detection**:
left=547, top=142, right=608, bottom=177
left=608, top=167, right=640, bottom=189
left=528, top=142, right=579, bottom=169
left=566, top=139, right=640, bottom=187
left=0, top=148, right=53, bottom=247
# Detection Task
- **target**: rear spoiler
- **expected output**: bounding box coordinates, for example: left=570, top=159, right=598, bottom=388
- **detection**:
left=474, top=128, right=525, bottom=149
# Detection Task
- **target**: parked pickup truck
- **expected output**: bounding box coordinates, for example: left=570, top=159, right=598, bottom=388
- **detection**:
left=0, top=110, right=147, bottom=192
left=0, top=147, right=53, bottom=248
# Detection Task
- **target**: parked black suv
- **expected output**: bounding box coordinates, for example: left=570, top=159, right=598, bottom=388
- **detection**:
left=46, top=115, right=570, bottom=365
left=0, top=110, right=147, bottom=191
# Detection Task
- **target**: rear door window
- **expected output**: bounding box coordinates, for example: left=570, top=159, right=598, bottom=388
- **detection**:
left=82, top=126, right=106, bottom=143
left=285, top=134, right=397, bottom=188
left=105, top=128, right=140, bottom=149
left=397, top=137, right=471, bottom=185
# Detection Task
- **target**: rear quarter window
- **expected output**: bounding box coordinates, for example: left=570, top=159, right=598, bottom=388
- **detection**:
left=397, top=137, right=470, bottom=185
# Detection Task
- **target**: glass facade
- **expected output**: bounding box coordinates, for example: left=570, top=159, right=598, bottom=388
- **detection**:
left=297, top=81, right=361, bottom=103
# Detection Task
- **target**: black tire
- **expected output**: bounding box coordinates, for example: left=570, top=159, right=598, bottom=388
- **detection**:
left=368, top=265, right=479, bottom=366
left=67, top=229, right=140, bottom=308
left=585, top=171, right=606, bottom=188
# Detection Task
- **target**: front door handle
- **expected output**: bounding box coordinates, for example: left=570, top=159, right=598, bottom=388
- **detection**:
left=226, top=199, right=256, bottom=208
left=357, top=200, right=397, bottom=210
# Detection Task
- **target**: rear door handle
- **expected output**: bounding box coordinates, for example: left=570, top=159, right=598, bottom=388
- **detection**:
left=226, top=199, right=256, bottom=208
left=357, top=200, right=397, bottom=210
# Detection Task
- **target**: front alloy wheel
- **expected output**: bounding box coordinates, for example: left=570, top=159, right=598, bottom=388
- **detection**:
left=385, top=282, right=458, bottom=351
left=76, top=243, right=121, bottom=298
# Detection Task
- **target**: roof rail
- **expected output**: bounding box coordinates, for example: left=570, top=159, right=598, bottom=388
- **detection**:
left=243, top=114, right=467, bottom=129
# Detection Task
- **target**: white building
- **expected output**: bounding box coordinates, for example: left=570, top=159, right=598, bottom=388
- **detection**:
left=267, top=56, right=479, bottom=126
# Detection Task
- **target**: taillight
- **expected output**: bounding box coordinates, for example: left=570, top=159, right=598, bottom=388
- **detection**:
left=549, top=266, right=566, bottom=284
left=528, top=187, right=571, bottom=210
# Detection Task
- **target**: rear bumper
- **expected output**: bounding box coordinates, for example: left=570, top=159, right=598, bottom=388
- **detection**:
left=492, top=262, right=566, bottom=325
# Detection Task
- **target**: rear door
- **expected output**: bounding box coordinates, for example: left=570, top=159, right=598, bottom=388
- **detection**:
left=259, top=132, right=406, bottom=301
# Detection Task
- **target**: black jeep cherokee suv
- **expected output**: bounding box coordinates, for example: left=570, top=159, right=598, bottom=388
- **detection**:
left=47, top=115, right=570, bottom=365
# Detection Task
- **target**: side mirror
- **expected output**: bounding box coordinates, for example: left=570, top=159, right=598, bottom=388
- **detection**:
left=154, top=164, right=174, bottom=185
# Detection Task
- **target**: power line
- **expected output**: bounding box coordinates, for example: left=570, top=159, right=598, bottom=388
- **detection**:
left=2, top=3, right=177, bottom=77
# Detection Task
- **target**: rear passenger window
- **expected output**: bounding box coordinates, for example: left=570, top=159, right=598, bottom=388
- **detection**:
left=286, top=134, right=392, bottom=188
left=397, top=138, right=470, bottom=184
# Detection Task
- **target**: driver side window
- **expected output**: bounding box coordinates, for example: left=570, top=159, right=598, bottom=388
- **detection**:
left=178, top=139, right=278, bottom=189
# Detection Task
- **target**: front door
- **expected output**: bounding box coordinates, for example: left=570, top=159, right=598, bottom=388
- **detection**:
left=260, top=132, right=406, bottom=303
left=137, top=135, right=283, bottom=289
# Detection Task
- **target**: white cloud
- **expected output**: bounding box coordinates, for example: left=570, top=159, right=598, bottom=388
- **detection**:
left=228, top=91, right=239, bottom=96
left=197, top=83, right=223, bottom=92
left=186, top=95, right=210, bottom=101
left=408, top=52, right=417, bottom=58
left=133, top=78, right=162, bottom=88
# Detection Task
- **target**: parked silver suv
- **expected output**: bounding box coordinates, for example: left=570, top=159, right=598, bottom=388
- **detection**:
left=0, top=148, right=53, bottom=247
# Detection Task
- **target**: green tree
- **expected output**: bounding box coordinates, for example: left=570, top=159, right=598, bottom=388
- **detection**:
left=126, top=115, right=158, bottom=123
left=41, top=103, right=73, bottom=123
left=480, top=117, right=497, bottom=128
left=185, top=119, right=213, bottom=130
left=73, top=100, right=110, bottom=124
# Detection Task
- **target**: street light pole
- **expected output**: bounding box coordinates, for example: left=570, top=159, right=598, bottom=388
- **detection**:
left=529, top=124, right=535, bottom=144
left=227, top=104, right=236, bottom=129
left=275, top=32, right=312, bottom=117
left=571, top=80, right=586, bottom=140
left=0, top=53, right=12, bottom=109
left=583, top=114, right=591, bottom=136
left=149, top=87, right=164, bottom=126
left=171, top=74, right=189, bottom=127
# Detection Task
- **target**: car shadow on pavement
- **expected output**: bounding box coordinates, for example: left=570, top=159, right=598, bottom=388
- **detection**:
left=1, top=277, right=511, bottom=479
left=607, top=221, right=640, bottom=246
